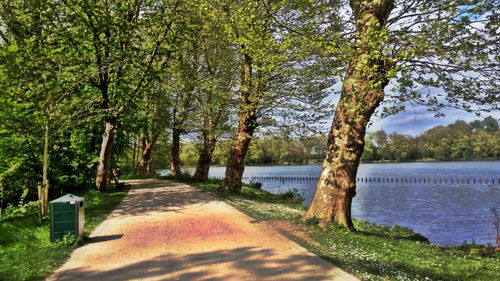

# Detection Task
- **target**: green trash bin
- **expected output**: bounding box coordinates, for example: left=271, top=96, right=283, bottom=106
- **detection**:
left=50, top=194, right=84, bottom=242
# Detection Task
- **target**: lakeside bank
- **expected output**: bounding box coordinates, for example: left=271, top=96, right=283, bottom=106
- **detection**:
left=160, top=174, right=499, bottom=281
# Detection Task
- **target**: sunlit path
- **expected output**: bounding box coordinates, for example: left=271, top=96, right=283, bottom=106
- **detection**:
left=47, top=179, right=358, bottom=281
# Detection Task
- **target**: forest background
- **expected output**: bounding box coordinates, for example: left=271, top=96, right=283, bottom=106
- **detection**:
left=0, top=0, right=498, bottom=220
left=169, top=117, right=500, bottom=169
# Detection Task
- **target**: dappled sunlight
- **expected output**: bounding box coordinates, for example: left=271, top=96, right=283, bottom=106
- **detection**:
left=47, top=179, right=357, bottom=281
left=52, top=247, right=349, bottom=281
left=107, top=180, right=219, bottom=217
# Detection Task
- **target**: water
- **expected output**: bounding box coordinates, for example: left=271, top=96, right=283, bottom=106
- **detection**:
left=162, top=161, right=500, bottom=246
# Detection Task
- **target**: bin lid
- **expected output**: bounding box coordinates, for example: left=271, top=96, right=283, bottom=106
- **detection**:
left=50, top=194, right=84, bottom=203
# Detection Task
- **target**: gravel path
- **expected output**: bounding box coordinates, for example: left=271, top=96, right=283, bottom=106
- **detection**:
left=47, top=179, right=358, bottom=281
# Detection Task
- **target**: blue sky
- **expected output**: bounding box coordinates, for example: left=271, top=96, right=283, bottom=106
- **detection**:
left=323, top=83, right=499, bottom=137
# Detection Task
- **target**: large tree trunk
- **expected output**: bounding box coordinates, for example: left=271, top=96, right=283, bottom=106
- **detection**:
left=95, top=118, right=118, bottom=191
left=221, top=118, right=256, bottom=192
left=222, top=52, right=256, bottom=192
left=303, top=0, right=394, bottom=230
left=193, top=133, right=216, bottom=181
left=170, top=128, right=181, bottom=176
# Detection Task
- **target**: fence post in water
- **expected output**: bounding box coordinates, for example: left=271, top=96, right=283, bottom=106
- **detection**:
left=479, top=178, right=482, bottom=184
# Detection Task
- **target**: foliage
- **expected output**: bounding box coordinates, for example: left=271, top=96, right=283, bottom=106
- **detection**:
left=305, top=216, right=320, bottom=226
left=248, top=180, right=262, bottom=190
left=362, top=117, right=500, bottom=162
left=279, top=188, right=305, bottom=204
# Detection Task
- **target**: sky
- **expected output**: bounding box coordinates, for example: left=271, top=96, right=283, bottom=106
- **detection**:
left=321, top=83, right=500, bottom=137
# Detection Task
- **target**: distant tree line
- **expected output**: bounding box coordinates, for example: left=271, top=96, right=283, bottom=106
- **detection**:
left=362, top=117, right=499, bottom=162
left=174, top=135, right=329, bottom=167
left=169, top=117, right=499, bottom=167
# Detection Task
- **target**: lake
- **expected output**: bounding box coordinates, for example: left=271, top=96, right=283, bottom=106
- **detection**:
left=162, top=161, right=500, bottom=246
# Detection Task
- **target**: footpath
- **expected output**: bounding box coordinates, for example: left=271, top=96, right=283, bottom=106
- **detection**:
left=47, top=179, right=358, bottom=281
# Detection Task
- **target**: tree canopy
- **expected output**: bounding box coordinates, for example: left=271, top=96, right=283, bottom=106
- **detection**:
left=0, top=0, right=498, bottom=226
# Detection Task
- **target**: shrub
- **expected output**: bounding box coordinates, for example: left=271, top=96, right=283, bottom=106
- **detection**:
left=248, top=180, right=262, bottom=189
left=279, top=188, right=305, bottom=203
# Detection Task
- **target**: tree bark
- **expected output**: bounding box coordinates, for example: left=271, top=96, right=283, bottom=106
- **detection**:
left=137, top=141, right=153, bottom=176
left=222, top=52, right=257, bottom=192
left=303, top=0, right=394, bottom=230
left=193, top=133, right=216, bottom=181
left=137, top=134, right=158, bottom=176
left=39, top=120, right=50, bottom=221
left=170, top=128, right=181, bottom=176
left=95, top=118, right=118, bottom=191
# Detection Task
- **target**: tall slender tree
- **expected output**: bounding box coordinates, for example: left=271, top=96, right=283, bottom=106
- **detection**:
left=189, top=4, right=238, bottom=181
left=136, top=84, right=170, bottom=176
left=215, top=0, right=337, bottom=192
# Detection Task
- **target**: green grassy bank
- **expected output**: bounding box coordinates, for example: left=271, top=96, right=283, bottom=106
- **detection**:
left=163, top=174, right=500, bottom=281
left=0, top=187, right=127, bottom=281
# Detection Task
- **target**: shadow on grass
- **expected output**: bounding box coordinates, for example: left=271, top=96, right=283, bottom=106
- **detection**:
left=356, top=229, right=429, bottom=243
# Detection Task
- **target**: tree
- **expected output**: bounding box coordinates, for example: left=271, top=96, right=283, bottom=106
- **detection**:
left=0, top=0, right=95, bottom=219
left=304, top=0, right=499, bottom=230
left=136, top=84, right=170, bottom=176
left=388, top=133, right=416, bottom=161
left=374, top=130, right=390, bottom=160
left=48, top=1, right=182, bottom=191
left=163, top=53, right=197, bottom=176
left=361, top=133, right=377, bottom=161
left=173, top=3, right=238, bottom=180
left=216, top=0, right=336, bottom=192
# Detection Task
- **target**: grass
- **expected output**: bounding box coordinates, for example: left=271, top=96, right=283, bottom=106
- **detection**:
left=164, top=174, right=500, bottom=281
left=0, top=186, right=127, bottom=281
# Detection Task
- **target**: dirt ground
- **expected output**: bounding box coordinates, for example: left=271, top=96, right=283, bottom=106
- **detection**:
left=47, top=179, right=358, bottom=281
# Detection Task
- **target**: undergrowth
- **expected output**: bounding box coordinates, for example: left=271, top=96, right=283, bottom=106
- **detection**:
left=0, top=186, right=127, bottom=281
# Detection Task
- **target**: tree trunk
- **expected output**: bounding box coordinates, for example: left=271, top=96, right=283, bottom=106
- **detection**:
left=303, top=0, right=394, bottom=230
left=193, top=134, right=216, bottom=181
left=39, top=120, right=49, bottom=221
left=137, top=142, right=153, bottom=176
left=137, top=134, right=158, bottom=176
left=170, top=128, right=181, bottom=176
left=95, top=118, right=118, bottom=191
left=221, top=119, right=256, bottom=192
left=222, top=52, right=257, bottom=192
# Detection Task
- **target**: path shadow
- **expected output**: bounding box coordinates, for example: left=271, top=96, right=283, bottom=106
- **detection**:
left=53, top=247, right=338, bottom=281
left=85, top=234, right=123, bottom=244
left=109, top=180, right=218, bottom=217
